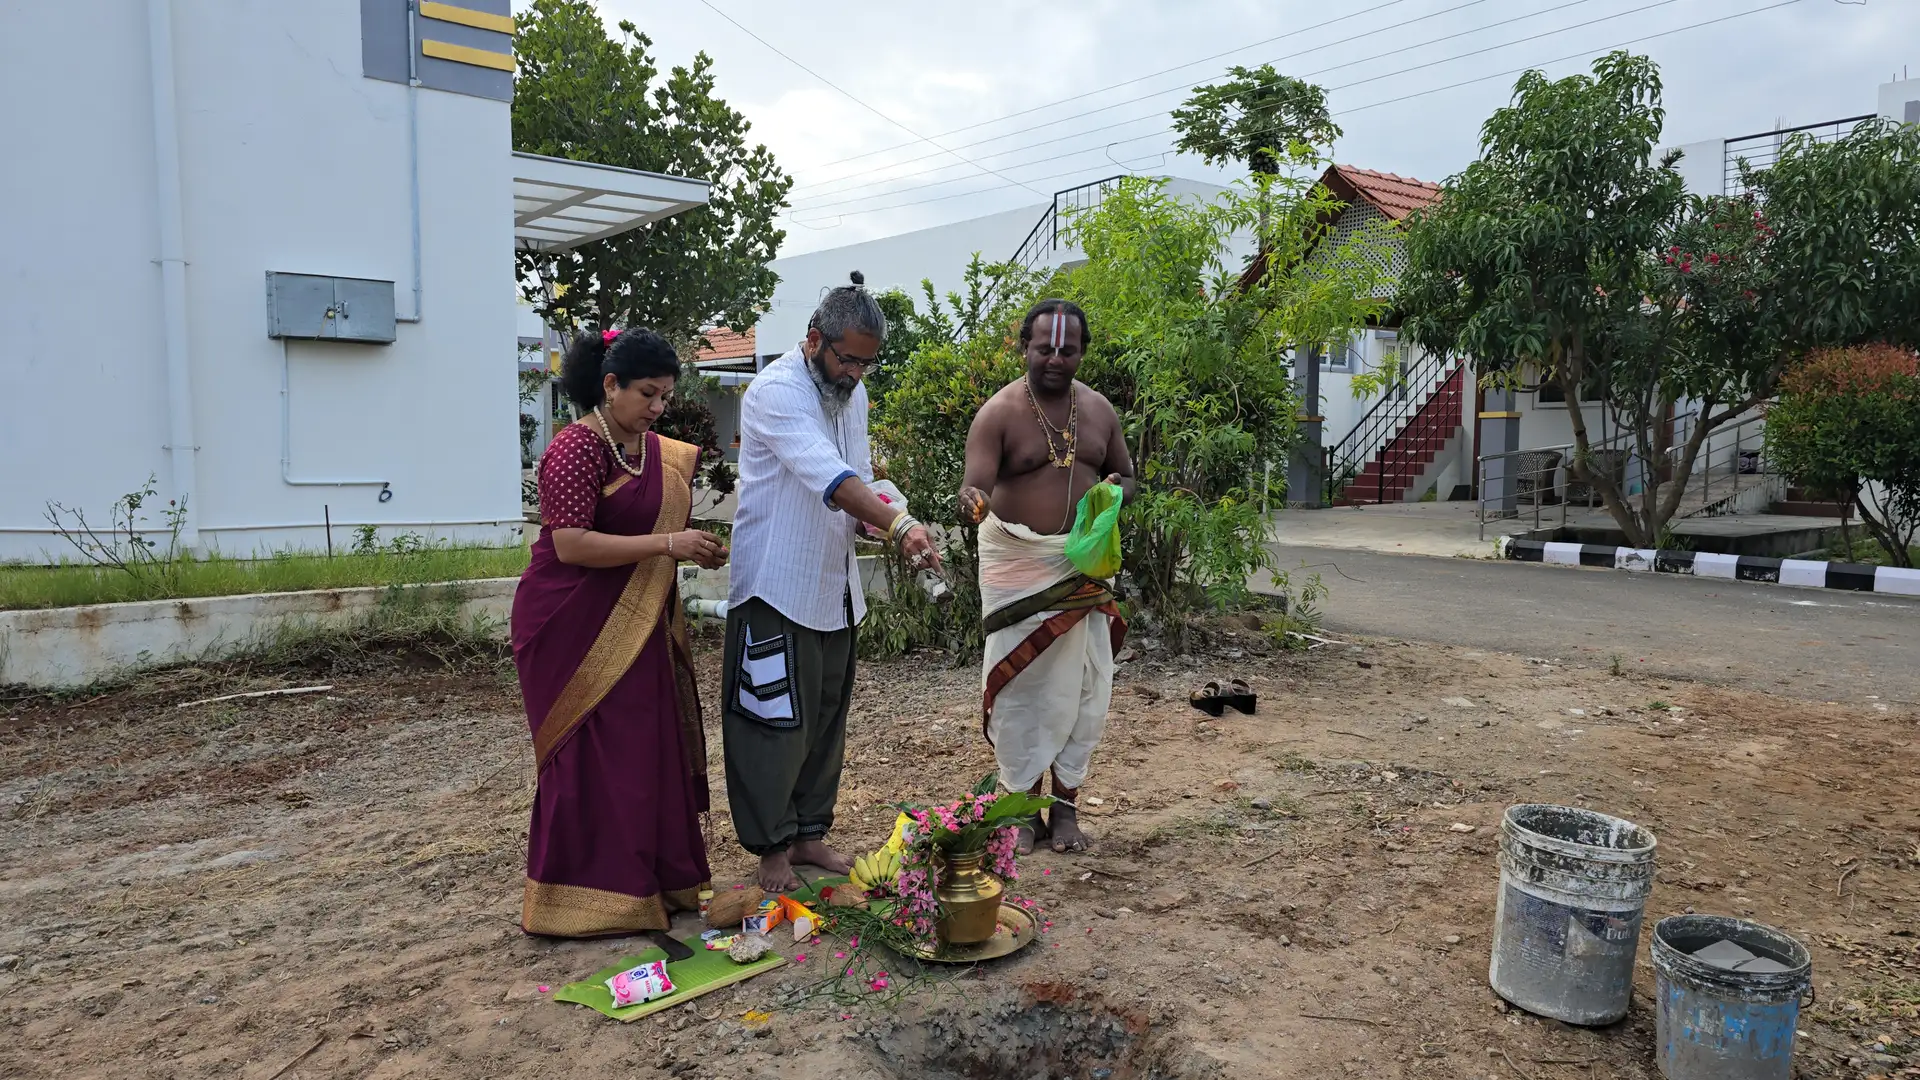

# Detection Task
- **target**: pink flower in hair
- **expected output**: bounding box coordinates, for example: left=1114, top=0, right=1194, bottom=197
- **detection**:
left=602, top=329, right=620, bottom=344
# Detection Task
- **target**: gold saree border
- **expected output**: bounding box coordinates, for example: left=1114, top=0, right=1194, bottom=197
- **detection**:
left=532, top=437, right=700, bottom=769
left=521, top=878, right=709, bottom=937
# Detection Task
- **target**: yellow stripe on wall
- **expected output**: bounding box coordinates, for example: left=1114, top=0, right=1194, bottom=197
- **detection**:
left=421, top=38, right=516, bottom=72
left=419, top=2, right=515, bottom=35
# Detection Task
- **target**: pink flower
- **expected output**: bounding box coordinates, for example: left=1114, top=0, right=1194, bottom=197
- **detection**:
left=1041, top=868, right=1052, bottom=876
left=537, top=985, right=550, bottom=993
left=869, top=978, right=890, bottom=991
left=834, top=951, right=846, bottom=959
left=794, top=954, right=807, bottom=964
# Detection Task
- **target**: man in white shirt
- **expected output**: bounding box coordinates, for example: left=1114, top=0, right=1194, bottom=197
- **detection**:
left=723, top=272, right=940, bottom=893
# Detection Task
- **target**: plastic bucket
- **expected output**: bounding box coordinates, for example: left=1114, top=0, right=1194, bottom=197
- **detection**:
left=1651, top=915, right=1812, bottom=1080
left=1488, top=804, right=1657, bottom=1025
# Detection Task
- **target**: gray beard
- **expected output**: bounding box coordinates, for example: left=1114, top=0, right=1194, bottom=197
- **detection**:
left=807, top=348, right=857, bottom=411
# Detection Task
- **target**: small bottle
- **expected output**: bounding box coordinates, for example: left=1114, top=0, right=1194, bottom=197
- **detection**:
left=698, top=889, right=714, bottom=920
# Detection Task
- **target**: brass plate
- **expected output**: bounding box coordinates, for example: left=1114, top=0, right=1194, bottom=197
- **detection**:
left=908, top=904, right=1037, bottom=964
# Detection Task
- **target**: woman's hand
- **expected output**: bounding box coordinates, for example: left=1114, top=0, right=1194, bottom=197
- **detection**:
left=669, top=529, right=729, bottom=570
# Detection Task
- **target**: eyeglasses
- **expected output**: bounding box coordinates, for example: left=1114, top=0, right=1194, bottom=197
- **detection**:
left=824, top=340, right=878, bottom=370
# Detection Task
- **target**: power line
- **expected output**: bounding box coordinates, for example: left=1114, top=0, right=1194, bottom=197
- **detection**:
left=791, top=0, right=1434, bottom=178
left=786, top=0, right=1809, bottom=227
left=788, top=0, right=1541, bottom=202
left=786, top=0, right=1678, bottom=216
left=692, top=0, right=1046, bottom=197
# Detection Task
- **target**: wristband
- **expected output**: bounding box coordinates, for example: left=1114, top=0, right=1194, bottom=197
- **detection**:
left=668, top=535, right=676, bottom=559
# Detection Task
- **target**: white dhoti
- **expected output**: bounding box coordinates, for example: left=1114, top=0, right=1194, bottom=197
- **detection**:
left=978, top=515, right=1124, bottom=793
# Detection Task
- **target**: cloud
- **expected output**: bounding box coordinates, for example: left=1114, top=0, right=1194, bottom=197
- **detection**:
left=585, top=0, right=1919, bottom=254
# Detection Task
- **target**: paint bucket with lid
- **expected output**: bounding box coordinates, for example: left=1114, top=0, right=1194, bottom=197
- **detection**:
left=1488, top=804, right=1657, bottom=1025
left=1651, top=914, right=1812, bottom=1080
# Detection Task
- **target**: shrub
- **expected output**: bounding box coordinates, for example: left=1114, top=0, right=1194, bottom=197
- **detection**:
left=1766, top=344, right=1920, bottom=566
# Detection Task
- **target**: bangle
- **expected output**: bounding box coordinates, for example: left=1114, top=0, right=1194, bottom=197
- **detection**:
left=884, top=511, right=909, bottom=543
left=889, top=514, right=921, bottom=547
left=667, top=535, right=676, bottom=559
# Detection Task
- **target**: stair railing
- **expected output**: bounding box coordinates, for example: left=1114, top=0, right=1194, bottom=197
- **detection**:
left=1323, top=349, right=1463, bottom=505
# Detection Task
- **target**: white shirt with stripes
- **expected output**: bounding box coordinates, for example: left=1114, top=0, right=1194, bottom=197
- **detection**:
left=728, top=345, right=873, bottom=632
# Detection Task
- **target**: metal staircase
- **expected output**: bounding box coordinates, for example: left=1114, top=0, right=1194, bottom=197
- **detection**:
left=1324, top=351, right=1467, bottom=505
left=986, top=175, right=1129, bottom=303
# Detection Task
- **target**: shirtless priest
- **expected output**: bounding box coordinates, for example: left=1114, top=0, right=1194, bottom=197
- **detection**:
left=958, top=299, right=1134, bottom=854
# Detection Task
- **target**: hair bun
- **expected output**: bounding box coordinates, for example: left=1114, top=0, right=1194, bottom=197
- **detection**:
left=848, top=270, right=865, bottom=287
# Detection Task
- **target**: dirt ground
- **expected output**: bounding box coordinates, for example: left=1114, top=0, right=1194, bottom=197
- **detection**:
left=2, top=621, right=1917, bottom=1080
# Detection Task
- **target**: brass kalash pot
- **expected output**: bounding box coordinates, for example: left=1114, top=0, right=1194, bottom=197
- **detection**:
left=933, top=849, right=1004, bottom=946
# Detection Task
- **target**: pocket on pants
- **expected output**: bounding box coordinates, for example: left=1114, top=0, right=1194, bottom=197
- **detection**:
left=733, top=622, right=799, bottom=728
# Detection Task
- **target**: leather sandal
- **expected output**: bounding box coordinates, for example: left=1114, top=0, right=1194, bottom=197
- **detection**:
left=1225, top=678, right=1257, bottom=715
left=1189, top=681, right=1227, bottom=717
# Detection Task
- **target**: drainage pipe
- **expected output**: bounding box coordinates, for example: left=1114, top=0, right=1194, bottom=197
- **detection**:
left=147, top=0, right=201, bottom=549
left=400, top=0, right=423, bottom=322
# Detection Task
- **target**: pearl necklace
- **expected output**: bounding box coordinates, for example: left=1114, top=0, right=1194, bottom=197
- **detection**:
left=592, top=406, right=648, bottom=478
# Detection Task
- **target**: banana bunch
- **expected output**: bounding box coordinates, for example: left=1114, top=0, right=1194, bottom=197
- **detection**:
left=848, top=848, right=902, bottom=892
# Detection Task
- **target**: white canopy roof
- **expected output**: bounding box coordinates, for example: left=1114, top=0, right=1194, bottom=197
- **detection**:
left=512, top=152, right=710, bottom=253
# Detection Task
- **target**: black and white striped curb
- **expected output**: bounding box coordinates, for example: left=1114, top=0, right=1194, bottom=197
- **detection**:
left=1497, top=537, right=1920, bottom=597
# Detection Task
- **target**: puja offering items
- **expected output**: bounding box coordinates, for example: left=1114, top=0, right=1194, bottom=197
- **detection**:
left=741, top=898, right=785, bottom=936
left=727, top=932, right=774, bottom=964
left=779, top=895, right=821, bottom=941
left=605, top=960, right=675, bottom=1008
left=704, top=885, right=765, bottom=929
left=700, top=930, right=736, bottom=951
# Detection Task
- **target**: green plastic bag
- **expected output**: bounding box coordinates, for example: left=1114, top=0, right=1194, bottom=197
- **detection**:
left=1064, top=482, right=1124, bottom=579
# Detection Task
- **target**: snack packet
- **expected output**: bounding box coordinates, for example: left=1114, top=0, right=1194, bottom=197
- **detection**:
left=605, top=959, right=675, bottom=1009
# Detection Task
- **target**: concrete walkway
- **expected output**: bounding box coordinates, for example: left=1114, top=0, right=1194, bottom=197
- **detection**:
left=1262, top=542, right=1920, bottom=706
left=1271, top=501, right=1534, bottom=559
left=1271, top=501, right=1843, bottom=560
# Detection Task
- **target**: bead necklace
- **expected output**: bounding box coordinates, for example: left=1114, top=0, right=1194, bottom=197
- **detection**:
left=1024, top=377, right=1077, bottom=469
left=592, top=406, right=649, bottom=478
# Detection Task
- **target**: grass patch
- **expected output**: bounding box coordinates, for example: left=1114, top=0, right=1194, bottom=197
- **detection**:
left=0, top=545, right=529, bottom=611
left=1824, top=535, right=1920, bottom=567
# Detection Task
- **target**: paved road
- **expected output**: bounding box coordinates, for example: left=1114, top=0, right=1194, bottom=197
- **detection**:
left=1262, top=544, right=1918, bottom=705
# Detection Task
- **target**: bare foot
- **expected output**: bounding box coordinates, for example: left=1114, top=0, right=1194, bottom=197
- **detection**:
left=1048, top=804, right=1090, bottom=854
left=757, top=849, right=801, bottom=894
left=790, top=838, right=855, bottom=876
left=1014, top=815, right=1048, bottom=856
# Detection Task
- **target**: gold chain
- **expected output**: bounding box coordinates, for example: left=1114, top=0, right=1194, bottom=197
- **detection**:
left=1024, top=377, right=1077, bottom=469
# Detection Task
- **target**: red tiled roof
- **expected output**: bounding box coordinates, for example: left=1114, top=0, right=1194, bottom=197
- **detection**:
left=1326, top=164, right=1443, bottom=221
left=696, top=327, right=755, bottom=362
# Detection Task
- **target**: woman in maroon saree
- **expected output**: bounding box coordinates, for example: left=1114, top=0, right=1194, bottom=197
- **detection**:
left=514, top=328, right=728, bottom=937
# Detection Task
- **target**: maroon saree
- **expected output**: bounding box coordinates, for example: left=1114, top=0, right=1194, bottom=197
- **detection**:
left=512, top=429, right=709, bottom=937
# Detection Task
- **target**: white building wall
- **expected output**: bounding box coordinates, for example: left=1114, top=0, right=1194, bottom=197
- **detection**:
left=757, top=203, right=1049, bottom=356
left=1880, top=77, right=1920, bottom=123
left=757, top=177, right=1247, bottom=355
left=0, top=0, right=521, bottom=562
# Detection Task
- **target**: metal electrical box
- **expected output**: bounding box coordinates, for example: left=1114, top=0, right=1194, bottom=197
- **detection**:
left=266, top=272, right=398, bottom=344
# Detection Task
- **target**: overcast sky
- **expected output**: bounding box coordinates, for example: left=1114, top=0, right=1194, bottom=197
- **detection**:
left=587, top=0, right=1917, bottom=256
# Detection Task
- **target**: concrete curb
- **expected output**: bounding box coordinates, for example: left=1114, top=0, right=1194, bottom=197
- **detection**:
left=1496, top=537, right=1920, bottom=597
left=0, top=579, right=517, bottom=690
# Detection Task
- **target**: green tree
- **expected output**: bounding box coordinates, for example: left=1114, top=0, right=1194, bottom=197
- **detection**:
left=511, top=0, right=791, bottom=342
left=1171, top=64, right=1340, bottom=176
left=1398, top=54, right=1750, bottom=548
left=1402, top=54, right=1920, bottom=550
left=1766, top=345, right=1920, bottom=567
left=1061, top=172, right=1389, bottom=634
